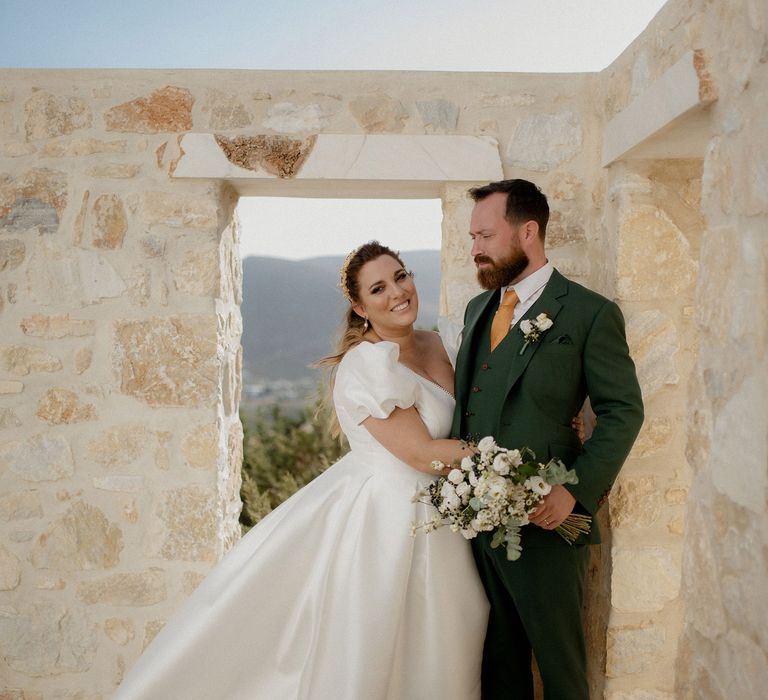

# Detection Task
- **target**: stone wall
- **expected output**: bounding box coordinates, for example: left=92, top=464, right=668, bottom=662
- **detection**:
left=1, top=0, right=766, bottom=696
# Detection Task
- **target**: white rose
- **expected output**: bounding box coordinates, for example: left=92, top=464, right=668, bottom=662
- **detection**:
left=455, top=482, right=471, bottom=498
left=535, top=313, right=553, bottom=330
left=440, top=481, right=456, bottom=499
left=448, top=468, right=464, bottom=484
left=444, top=492, right=461, bottom=510
left=477, top=436, right=497, bottom=453
left=461, top=456, right=475, bottom=472
left=468, top=471, right=479, bottom=487
left=492, top=453, right=511, bottom=476
left=524, top=475, right=552, bottom=496
left=520, top=319, right=533, bottom=335
left=507, top=449, right=523, bottom=467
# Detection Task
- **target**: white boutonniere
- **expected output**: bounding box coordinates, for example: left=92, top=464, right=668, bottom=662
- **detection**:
left=519, top=313, right=553, bottom=355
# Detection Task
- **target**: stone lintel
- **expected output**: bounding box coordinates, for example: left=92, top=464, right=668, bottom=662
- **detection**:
left=173, top=133, right=503, bottom=198
left=602, top=50, right=717, bottom=166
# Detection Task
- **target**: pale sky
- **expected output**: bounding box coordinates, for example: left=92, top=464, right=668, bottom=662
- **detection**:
left=2, top=0, right=668, bottom=259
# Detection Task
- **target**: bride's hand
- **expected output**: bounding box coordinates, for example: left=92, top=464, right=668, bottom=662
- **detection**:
left=571, top=415, right=586, bottom=443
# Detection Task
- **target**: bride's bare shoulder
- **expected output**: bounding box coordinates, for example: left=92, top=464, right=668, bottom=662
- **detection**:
left=416, top=329, right=449, bottom=358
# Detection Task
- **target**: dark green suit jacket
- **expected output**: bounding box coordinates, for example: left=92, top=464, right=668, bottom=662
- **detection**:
left=451, top=269, right=644, bottom=546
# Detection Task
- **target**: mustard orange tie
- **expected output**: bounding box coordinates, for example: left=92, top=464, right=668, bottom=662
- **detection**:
left=490, top=289, right=519, bottom=351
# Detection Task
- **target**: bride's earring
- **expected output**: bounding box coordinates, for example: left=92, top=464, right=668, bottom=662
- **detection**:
left=363, top=316, right=369, bottom=332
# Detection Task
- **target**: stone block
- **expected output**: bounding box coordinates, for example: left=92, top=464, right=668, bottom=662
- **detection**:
left=113, top=315, right=218, bottom=407
left=606, top=622, right=666, bottom=676
left=172, top=248, right=219, bottom=296
left=182, top=570, right=205, bottom=595
left=86, top=423, right=150, bottom=467
left=142, top=191, right=218, bottom=229
left=30, top=500, right=123, bottom=571
left=0, top=544, right=22, bottom=590
left=416, top=99, right=459, bottom=132
left=507, top=110, right=583, bottom=171
left=263, top=102, right=327, bottom=132
left=606, top=691, right=674, bottom=700
left=632, top=416, right=674, bottom=457
left=27, top=241, right=126, bottom=307
left=612, top=547, right=681, bottom=612
left=90, top=193, right=128, bottom=249
left=0, top=600, right=97, bottom=676
left=139, top=235, right=166, bottom=258
left=181, top=423, right=219, bottom=469
left=84, top=163, right=140, bottom=179
left=626, top=310, right=679, bottom=399
left=142, top=620, right=165, bottom=651
left=157, top=485, right=218, bottom=562
left=0, top=380, right=24, bottom=394
left=36, top=387, right=97, bottom=424
left=0, top=239, right=25, bottom=271
left=616, top=204, right=697, bottom=301
left=546, top=210, right=586, bottom=246
left=75, top=347, right=93, bottom=374
left=40, top=137, right=127, bottom=157
left=0, top=345, right=62, bottom=375
left=203, top=89, right=252, bottom=129
left=3, top=141, right=37, bottom=156
left=610, top=476, right=663, bottom=529
left=349, top=95, right=408, bottom=133
left=105, top=86, right=193, bottom=133
left=0, top=407, right=22, bottom=430
left=104, top=618, right=134, bottom=646
left=24, top=92, right=92, bottom=140
left=76, top=568, right=167, bottom=606
left=0, top=168, right=67, bottom=235
left=0, top=433, right=74, bottom=481
left=20, top=313, right=96, bottom=338
left=0, top=491, right=43, bottom=521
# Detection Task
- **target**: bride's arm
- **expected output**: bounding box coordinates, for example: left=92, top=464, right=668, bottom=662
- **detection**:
left=362, top=407, right=473, bottom=475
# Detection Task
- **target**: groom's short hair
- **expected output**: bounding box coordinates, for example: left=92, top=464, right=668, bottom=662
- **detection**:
left=468, top=179, right=549, bottom=241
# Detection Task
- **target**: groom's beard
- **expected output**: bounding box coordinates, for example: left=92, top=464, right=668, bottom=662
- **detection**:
left=475, top=249, right=529, bottom=290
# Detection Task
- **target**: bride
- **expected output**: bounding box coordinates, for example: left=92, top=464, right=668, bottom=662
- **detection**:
left=113, top=241, right=490, bottom=700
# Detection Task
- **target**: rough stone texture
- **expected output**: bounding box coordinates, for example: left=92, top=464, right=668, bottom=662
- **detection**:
left=632, top=416, right=674, bottom=457
left=104, top=618, right=135, bottom=646
left=20, top=314, right=96, bottom=338
left=30, top=500, right=123, bottom=571
left=24, top=92, right=92, bottom=140
left=0, top=601, right=97, bottom=676
left=181, top=423, right=219, bottom=469
left=610, top=475, right=664, bottom=529
left=90, top=194, right=128, bottom=249
left=0, top=345, right=62, bottom=375
left=606, top=622, right=666, bottom=676
left=141, top=620, right=165, bottom=651
left=0, top=544, right=22, bottom=590
left=75, top=568, right=167, bottom=606
left=157, top=485, right=218, bottom=562
left=93, top=475, right=145, bottom=492
left=86, top=424, right=149, bottom=467
left=214, top=134, right=316, bottom=178
left=508, top=111, right=583, bottom=170
left=0, top=380, right=24, bottom=394
left=172, top=249, right=219, bottom=296
left=416, top=99, right=459, bottom=132
left=27, top=242, right=126, bottom=307
left=612, top=547, right=682, bottom=613
left=263, top=102, right=327, bottom=132
left=113, top=316, right=218, bottom=407
left=349, top=95, right=408, bottom=133
left=181, top=570, right=205, bottom=595
left=40, top=137, right=126, bottom=157
left=142, top=191, right=218, bottom=229
left=0, top=239, right=26, bottom=271
left=0, top=491, right=43, bottom=521
left=625, top=310, right=680, bottom=399
left=0, top=169, right=67, bottom=235
left=84, top=163, right=140, bottom=179
left=105, top=86, right=193, bottom=133
left=203, top=89, right=252, bottom=129
left=0, top=407, right=22, bottom=430
left=74, top=347, right=93, bottom=374
left=546, top=210, right=587, bottom=246
left=0, top=433, right=74, bottom=481
left=36, top=387, right=97, bottom=424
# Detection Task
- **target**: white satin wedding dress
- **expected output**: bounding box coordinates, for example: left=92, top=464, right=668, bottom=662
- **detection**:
left=114, top=340, right=489, bottom=700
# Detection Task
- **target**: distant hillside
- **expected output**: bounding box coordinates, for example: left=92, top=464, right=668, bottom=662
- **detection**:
left=241, top=250, right=441, bottom=381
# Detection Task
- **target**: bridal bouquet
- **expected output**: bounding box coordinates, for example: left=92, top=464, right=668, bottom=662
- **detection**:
left=413, top=436, right=591, bottom=561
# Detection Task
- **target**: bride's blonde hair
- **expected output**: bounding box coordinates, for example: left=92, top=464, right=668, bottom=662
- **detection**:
left=315, top=241, right=407, bottom=438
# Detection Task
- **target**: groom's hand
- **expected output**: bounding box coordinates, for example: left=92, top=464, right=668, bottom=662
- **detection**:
left=530, top=485, right=576, bottom=530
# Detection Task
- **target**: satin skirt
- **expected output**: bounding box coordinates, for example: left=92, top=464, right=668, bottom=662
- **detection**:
left=113, top=451, right=489, bottom=700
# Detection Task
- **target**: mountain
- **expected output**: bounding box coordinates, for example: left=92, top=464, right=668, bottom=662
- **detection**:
left=241, top=250, right=441, bottom=381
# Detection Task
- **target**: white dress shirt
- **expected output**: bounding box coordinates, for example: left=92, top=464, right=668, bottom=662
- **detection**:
left=502, top=260, right=554, bottom=327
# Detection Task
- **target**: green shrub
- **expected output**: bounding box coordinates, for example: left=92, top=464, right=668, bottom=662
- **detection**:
left=239, top=402, right=348, bottom=531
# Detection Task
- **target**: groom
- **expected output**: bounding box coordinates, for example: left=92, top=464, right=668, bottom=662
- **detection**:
left=451, top=179, right=643, bottom=699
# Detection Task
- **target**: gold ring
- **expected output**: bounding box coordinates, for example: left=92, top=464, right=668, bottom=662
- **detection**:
left=544, top=518, right=550, bottom=525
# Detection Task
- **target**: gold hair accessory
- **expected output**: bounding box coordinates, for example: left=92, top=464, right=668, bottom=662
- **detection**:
left=338, top=245, right=361, bottom=302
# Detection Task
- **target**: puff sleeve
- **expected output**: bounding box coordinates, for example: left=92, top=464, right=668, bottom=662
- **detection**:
left=333, top=341, right=418, bottom=424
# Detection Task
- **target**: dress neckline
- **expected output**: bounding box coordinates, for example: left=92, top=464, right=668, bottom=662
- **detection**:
left=398, top=363, right=455, bottom=400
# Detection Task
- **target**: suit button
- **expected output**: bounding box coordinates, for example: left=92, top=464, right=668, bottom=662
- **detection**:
left=465, top=410, right=475, bottom=417
left=472, top=386, right=481, bottom=393
left=481, top=362, right=490, bottom=370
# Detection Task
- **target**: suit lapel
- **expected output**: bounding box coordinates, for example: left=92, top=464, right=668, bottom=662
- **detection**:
left=503, top=269, right=569, bottom=396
